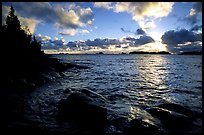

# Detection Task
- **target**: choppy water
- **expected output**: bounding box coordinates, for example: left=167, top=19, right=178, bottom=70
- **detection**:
left=24, top=54, right=202, bottom=133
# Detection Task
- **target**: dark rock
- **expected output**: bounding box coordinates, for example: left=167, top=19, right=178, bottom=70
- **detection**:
left=81, top=88, right=108, bottom=103
left=157, top=103, right=196, bottom=119
left=146, top=107, right=194, bottom=132
left=127, top=118, right=161, bottom=133
left=57, top=92, right=107, bottom=132
left=108, top=116, right=131, bottom=132
left=124, top=109, right=164, bottom=133
left=63, top=88, right=72, bottom=94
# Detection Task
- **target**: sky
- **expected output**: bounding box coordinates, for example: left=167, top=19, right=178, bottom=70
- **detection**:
left=2, top=2, right=202, bottom=54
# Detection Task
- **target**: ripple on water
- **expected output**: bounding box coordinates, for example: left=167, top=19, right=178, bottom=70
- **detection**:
left=21, top=54, right=202, bottom=133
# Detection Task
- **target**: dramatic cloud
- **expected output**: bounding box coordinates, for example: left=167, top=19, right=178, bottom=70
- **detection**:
left=34, top=32, right=156, bottom=53
left=161, top=29, right=202, bottom=53
left=122, top=35, right=155, bottom=46
left=114, top=2, right=174, bottom=29
left=84, top=38, right=120, bottom=48
left=183, top=2, right=202, bottom=25
left=114, top=2, right=174, bottom=20
left=93, top=2, right=174, bottom=30
left=94, top=2, right=113, bottom=9
left=161, top=29, right=202, bottom=45
left=135, top=36, right=154, bottom=45
left=51, top=35, right=155, bottom=52
left=3, top=2, right=94, bottom=32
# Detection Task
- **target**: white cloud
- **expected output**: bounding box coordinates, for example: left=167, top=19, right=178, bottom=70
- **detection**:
left=114, top=2, right=174, bottom=30
left=35, top=34, right=51, bottom=42
left=115, top=2, right=174, bottom=20
left=58, top=28, right=78, bottom=36
left=3, top=2, right=95, bottom=33
left=58, top=29, right=90, bottom=36
left=79, top=29, right=90, bottom=34
left=94, top=2, right=113, bottom=9
left=114, top=2, right=129, bottom=12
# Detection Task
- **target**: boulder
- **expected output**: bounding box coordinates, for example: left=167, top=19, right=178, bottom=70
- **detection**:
left=57, top=92, right=107, bottom=132
left=146, top=107, right=194, bottom=132
left=157, top=103, right=196, bottom=119
left=124, top=109, right=164, bottom=133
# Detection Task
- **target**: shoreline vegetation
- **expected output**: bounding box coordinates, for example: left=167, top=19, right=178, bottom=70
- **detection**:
left=1, top=6, right=86, bottom=93
left=0, top=6, right=89, bottom=133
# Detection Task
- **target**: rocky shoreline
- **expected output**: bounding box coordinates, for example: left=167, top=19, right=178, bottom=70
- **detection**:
left=2, top=86, right=202, bottom=134
left=1, top=56, right=89, bottom=133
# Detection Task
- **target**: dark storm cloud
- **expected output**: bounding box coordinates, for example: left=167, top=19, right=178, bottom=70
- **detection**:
left=161, top=29, right=202, bottom=53
left=161, top=29, right=202, bottom=45
left=66, top=41, right=78, bottom=48
left=50, top=39, right=64, bottom=46
left=123, top=35, right=154, bottom=46
left=85, top=38, right=120, bottom=47
left=134, top=35, right=154, bottom=45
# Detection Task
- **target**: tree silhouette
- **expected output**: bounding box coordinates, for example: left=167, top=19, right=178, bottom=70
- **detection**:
left=1, top=5, right=47, bottom=83
left=6, top=5, right=21, bottom=30
left=1, top=5, right=45, bottom=60
left=1, top=5, right=68, bottom=93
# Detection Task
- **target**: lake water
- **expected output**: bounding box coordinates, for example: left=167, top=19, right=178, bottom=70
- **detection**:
left=24, top=54, right=202, bottom=133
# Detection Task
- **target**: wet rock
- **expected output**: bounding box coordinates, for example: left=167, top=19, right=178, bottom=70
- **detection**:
left=157, top=103, right=196, bottom=119
left=108, top=116, right=131, bottom=132
left=57, top=92, right=107, bottom=132
left=146, top=107, right=194, bottom=132
left=81, top=88, right=108, bottom=103
left=63, top=88, right=72, bottom=94
left=124, top=109, right=164, bottom=133
left=126, top=118, right=161, bottom=133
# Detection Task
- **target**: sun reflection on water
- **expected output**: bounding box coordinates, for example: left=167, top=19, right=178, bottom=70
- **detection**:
left=131, top=55, right=176, bottom=107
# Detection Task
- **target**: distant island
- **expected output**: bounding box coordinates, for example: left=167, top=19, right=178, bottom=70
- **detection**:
left=179, top=51, right=202, bottom=55
left=129, top=51, right=171, bottom=54
left=97, top=52, right=104, bottom=54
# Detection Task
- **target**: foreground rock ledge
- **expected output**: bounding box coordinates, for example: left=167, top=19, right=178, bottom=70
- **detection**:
left=57, top=92, right=107, bottom=133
